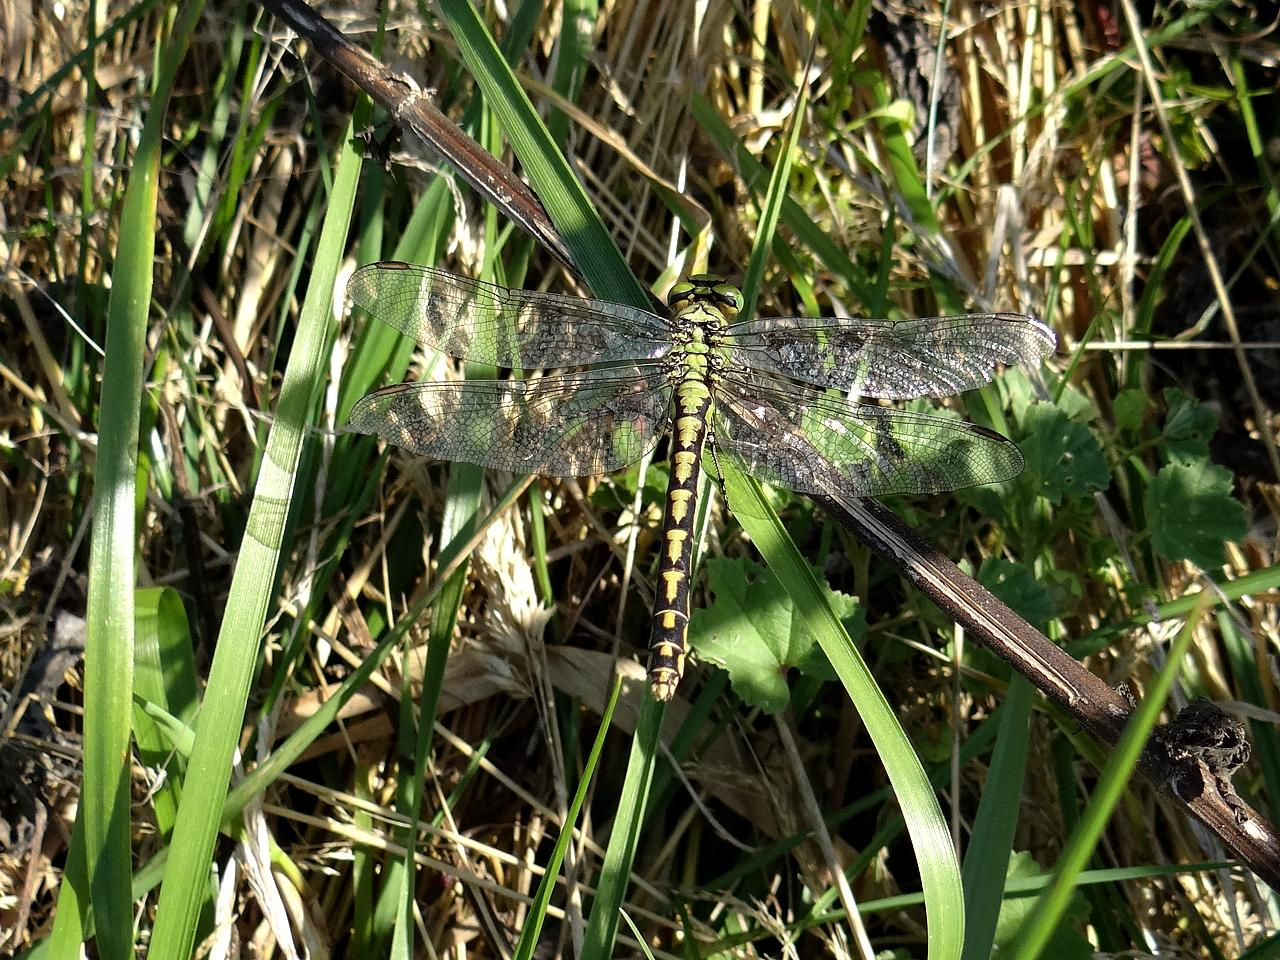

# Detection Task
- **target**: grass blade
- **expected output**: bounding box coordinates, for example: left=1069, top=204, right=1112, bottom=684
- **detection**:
left=65, top=3, right=203, bottom=955
left=961, top=677, right=1033, bottom=960
left=436, top=0, right=646, bottom=307
left=516, top=678, right=623, bottom=960
left=1006, top=595, right=1212, bottom=959
left=146, top=113, right=364, bottom=960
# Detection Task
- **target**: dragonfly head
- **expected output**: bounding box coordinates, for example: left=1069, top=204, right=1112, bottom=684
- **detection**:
left=668, top=275, right=744, bottom=318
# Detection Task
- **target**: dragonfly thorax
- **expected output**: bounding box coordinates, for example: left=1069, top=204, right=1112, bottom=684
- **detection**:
left=667, top=276, right=738, bottom=368
left=666, top=293, right=733, bottom=389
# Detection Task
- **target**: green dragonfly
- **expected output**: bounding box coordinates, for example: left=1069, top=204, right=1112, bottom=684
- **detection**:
left=347, top=263, right=1057, bottom=701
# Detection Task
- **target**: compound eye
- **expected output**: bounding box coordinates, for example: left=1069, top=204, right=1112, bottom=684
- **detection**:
left=667, top=281, right=695, bottom=308
left=715, top=284, right=744, bottom=315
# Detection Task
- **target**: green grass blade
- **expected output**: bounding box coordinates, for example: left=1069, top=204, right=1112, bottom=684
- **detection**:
left=145, top=115, right=363, bottom=960
left=44, top=804, right=92, bottom=957
left=1005, top=596, right=1211, bottom=959
left=435, top=0, right=647, bottom=308
left=726, top=470, right=965, bottom=959
left=132, top=587, right=198, bottom=836
left=871, top=82, right=941, bottom=236
left=383, top=463, right=485, bottom=957
left=516, top=678, right=623, bottom=960
left=67, top=3, right=203, bottom=955
left=581, top=696, right=664, bottom=959
left=547, top=0, right=598, bottom=145
left=738, top=38, right=811, bottom=316
left=689, top=92, right=875, bottom=308
left=961, top=676, right=1033, bottom=960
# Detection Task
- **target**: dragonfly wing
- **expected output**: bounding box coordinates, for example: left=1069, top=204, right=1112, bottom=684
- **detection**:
left=712, top=371, right=1024, bottom=497
left=348, top=262, right=672, bottom=368
left=726, top=313, right=1056, bottom=398
left=349, top=366, right=674, bottom=476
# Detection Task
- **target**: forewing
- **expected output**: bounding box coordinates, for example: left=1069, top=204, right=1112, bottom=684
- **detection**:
left=712, top=371, right=1024, bottom=497
left=348, top=262, right=671, bottom=368
left=726, top=313, right=1056, bottom=398
left=349, top=366, right=674, bottom=476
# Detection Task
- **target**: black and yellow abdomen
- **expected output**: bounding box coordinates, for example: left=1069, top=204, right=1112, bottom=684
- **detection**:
left=647, top=379, right=713, bottom=700
left=647, top=275, right=741, bottom=701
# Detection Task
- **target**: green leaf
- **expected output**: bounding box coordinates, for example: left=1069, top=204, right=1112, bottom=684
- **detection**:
left=690, top=556, right=857, bottom=712
left=1145, top=460, right=1246, bottom=568
left=1113, top=388, right=1152, bottom=435
left=1018, top=405, right=1111, bottom=504
left=1053, top=383, right=1099, bottom=424
left=1161, top=387, right=1218, bottom=462
left=1006, top=370, right=1094, bottom=430
left=977, top=558, right=1055, bottom=630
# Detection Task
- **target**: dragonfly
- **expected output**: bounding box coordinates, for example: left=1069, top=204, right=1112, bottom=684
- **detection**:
left=347, top=263, right=1057, bottom=701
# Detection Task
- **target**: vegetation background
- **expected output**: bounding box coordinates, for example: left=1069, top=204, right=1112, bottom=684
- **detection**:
left=2, top=0, right=1279, bottom=956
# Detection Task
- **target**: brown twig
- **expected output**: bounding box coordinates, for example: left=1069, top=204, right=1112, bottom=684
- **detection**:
left=260, top=0, right=579, bottom=276
left=817, top=495, right=1280, bottom=889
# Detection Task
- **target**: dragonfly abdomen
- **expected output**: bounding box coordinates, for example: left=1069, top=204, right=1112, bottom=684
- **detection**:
left=648, top=375, right=714, bottom=701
